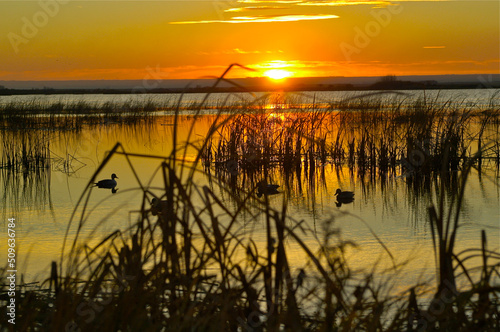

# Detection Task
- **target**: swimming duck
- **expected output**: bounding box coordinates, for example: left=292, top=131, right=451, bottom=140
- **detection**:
left=94, top=173, right=118, bottom=189
left=150, top=197, right=168, bottom=216
left=335, top=188, right=354, bottom=200
left=257, top=181, right=280, bottom=197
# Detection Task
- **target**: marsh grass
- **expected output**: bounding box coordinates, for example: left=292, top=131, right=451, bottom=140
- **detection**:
left=0, top=97, right=164, bottom=177
left=205, top=93, right=500, bottom=182
left=1, top=69, right=499, bottom=331
left=2, top=148, right=499, bottom=331
left=0, top=97, right=164, bottom=132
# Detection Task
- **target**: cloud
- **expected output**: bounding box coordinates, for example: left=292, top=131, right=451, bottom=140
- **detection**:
left=237, top=0, right=449, bottom=5
left=170, top=14, right=339, bottom=24
left=252, top=59, right=347, bottom=70
left=225, top=6, right=290, bottom=12
left=234, top=48, right=284, bottom=54
left=234, top=48, right=261, bottom=54
left=298, top=0, right=392, bottom=7
left=237, top=0, right=304, bottom=3
left=195, top=49, right=284, bottom=55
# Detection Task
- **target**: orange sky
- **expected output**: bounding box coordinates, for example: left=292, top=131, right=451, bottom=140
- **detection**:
left=0, top=0, right=498, bottom=81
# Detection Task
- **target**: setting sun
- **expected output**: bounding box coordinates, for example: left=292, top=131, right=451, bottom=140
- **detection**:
left=264, top=69, right=293, bottom=81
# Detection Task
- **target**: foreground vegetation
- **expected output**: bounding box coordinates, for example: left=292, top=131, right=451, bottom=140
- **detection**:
left=1, top=69, right=499, bottom=330
left=2, top=147, right=499, bottom=331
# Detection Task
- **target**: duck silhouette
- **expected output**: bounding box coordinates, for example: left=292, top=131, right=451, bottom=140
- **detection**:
left=150, top=197, right=169, bottom=216
left=335, top=189, right=354, bottom=207
left=257, top=181, right=280, bottom=197
left=94, top=174, right=118, bottom=189
left=335, top=188, right=354, bottom=200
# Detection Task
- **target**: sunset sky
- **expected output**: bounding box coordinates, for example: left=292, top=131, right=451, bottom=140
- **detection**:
left=0, top=0, right=498, bottom=81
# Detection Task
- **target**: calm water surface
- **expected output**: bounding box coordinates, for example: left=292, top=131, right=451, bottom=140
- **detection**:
left=1, top=90, right=499, bottom=295
left=0, top=88, right=498, bottom=109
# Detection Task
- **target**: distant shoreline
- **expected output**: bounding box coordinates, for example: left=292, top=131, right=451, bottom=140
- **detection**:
left=1, top=74, right=499, bottom=95
left=1, top=81, right=499, bottom=96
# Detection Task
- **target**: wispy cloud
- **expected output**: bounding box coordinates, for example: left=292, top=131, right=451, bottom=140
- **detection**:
left=252, top=59, right=348, bottom=70
left=237, top=0, right=304, bottom=3
left=225, top=6, right=290, bottom=12
left=298, top=1, right=392, bottom=7
left=195, top=49, right=284, bottom=55
left=237, top=0, right=450, bottom=5
left=222, top=0, right=447, bottom=14
left=234, top=48, right=285, bottom=54
left=170, top=14, right=339, bottom=24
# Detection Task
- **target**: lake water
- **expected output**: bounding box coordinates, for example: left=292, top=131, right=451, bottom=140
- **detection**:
left=1, top=88, right=498, bottom=110
left=1, top=89, right=499, bottom=296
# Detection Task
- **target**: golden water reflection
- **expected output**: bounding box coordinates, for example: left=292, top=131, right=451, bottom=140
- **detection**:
left=0, top=113, right=498, bottom=296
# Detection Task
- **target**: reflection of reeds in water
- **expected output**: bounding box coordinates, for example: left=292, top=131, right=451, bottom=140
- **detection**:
left=0, top=167, right=53, bottom=218
left=0, top=97, right=163, bottom=173
left=0, top=130, right=50, bottom=172
left=1, top=67, right=498, bottom=330
left=0, top=130, right=55, bottom=219
left=206, top=94, right=500, bottom=184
